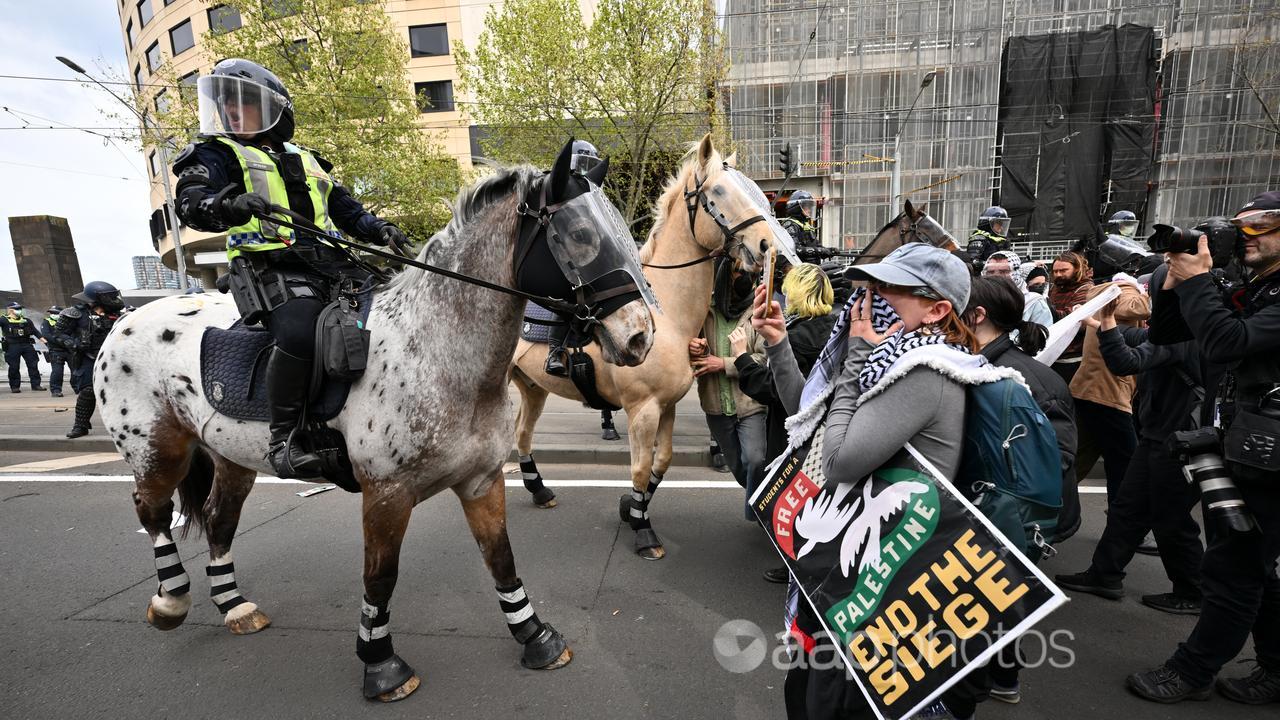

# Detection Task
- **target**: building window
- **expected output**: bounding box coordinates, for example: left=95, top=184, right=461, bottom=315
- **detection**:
left=414, top=80, right=455, bottom=113
left=149, top=151, right=160, bottom=178
left=264, top=0, right=299, bottom=20
left=145, top=41, right=163, bottom=73
left=208, top=4, right=242, bottom=34
left=408, top=24, right=449, bottom=58
left=154, top=89, right=171, bottom=115
left=170, top=19, right=195, bottom=56
left=137, top=0, right=153, bottom=27
left=134, top=64, right=145, bottom=90
left=283, top=39, right=310, bottom=69
left=179, top=70, right=199, bottom=101
left=126, top=19, right=136, bottom=49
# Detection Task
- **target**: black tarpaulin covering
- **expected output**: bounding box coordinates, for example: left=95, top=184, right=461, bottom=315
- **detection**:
left=997, top=24, right=1157, bottom=247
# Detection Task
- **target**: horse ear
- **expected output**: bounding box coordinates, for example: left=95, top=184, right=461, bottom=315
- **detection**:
left=548, top=138, right=575, bottom=203
left=725, top=151, right=738, bottom=167
left=696, top=133, right=715, bottom=169
left=903, top=198, right=919, bottom=219
left=586, top=156, right=609, bottom=187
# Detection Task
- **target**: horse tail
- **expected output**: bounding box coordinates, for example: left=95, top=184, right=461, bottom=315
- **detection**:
left=177, top=445, right=215, bottom=540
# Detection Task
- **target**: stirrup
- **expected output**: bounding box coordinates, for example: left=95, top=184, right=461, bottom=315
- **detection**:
left=267, top=431, right=324, bottom=479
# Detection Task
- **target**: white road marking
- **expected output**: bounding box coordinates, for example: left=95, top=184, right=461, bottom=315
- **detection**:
left=0, top=453, right=124, bottom=473
left=0, top=474, right=743, bottom=488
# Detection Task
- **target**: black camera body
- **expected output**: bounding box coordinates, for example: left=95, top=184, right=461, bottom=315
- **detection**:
left=1148, top=224, right=1205, bottom=255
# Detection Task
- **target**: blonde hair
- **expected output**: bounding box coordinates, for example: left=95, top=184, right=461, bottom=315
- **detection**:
left=782, top=263, right=834, bottom=318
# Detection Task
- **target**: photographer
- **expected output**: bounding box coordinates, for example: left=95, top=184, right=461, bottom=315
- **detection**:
left=1128, top=192, right=1280, bottom=705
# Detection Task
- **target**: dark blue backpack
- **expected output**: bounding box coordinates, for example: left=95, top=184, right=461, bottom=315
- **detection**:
left=959, top=377, right=1062, bottom=561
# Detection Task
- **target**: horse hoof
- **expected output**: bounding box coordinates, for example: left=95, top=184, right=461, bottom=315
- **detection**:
left=225, top=605, right=271, bottom=635
left=634, top=528, right=664, bottom=560
left=522, top=624, right=572, bottom=670
left=363, top=654, right=419, bottom=702
left=532, top=486, right=557, bottom=509
left=146, top=604, right=187, bottom=631
left=601, top=428, right=620, bottom=441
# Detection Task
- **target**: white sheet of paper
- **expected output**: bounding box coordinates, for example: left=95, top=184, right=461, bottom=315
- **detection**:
left=1035, top=283, right=1122, bottom=366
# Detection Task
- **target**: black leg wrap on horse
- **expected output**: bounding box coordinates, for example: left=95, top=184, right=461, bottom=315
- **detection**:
left=356, top=598, right=394, bottom=665
left=207, top=561, right=247, bottom=615
left=620, top=471, right=662, bottom=529
left=601, top=411, right=620, bottom=441
left=497, top=579, right=547, bottom=644
left=154, top=538, right=190, bottom=597
left=634, top=527, right=662, bottom=552
left=519, top=453, right=555, bottom=506
left=362, top=654, right=416, bottom=700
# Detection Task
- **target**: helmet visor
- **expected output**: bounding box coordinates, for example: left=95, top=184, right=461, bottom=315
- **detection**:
left=1231, top=210, right=1280, bottom=237
left=719, top=168, right=800, bottom=265
left=797, top=198, right=817, bottom=219
left=1097, top=236, right=1151, bottom=267
left=197, top=75, right=290, bottom=137
left=546, top=186, right=659, bottom=310
left=569, top=153, right=602, bottom=176
left=984, top=218, right=1009, bottom=235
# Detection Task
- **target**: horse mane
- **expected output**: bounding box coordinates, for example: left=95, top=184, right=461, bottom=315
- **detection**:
left=384, top=164, right=540, bottom=291
left=640, top=144, right=721, bottom=263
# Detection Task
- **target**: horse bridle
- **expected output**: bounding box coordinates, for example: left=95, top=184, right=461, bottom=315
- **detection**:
left=641, top=170, right=768, bottom=270
left=513, top=177, right=644, bottom=337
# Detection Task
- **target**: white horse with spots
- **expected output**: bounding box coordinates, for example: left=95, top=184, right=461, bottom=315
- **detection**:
left=94, top=145, right=655, bottom=701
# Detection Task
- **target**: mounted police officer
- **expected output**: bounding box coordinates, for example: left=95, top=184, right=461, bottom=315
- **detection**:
left=1, top=302, right=43, bottom=393
left=965, top=205, right=1012, bottom=263
left=59, top=282, right=123, bottom=438
left=780, top=190, right=819, bottom=249
left=40, top=305, right=66, bottom=397
left=171, top=59, right=407, bottom=478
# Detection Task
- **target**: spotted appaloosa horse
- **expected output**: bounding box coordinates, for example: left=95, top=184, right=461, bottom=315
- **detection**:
left=93, top=143, right=654, bottom=701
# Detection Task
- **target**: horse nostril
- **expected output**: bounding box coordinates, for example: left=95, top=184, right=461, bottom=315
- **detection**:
left=627, top=331, right=648, bottom=358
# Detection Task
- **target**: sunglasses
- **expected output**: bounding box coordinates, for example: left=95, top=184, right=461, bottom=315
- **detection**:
left=872, top=281, right=943, bottom=301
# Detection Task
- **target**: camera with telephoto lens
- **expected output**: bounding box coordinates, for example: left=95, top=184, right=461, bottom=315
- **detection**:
left=1148, top=224, right=1205, bottom=255
left=1169, top=426, right=1258, bottom=533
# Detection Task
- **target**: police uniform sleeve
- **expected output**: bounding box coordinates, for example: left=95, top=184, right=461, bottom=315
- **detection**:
left=327, top=183, right=388, bottom=243
left=173, top=141, right=238, bottom=232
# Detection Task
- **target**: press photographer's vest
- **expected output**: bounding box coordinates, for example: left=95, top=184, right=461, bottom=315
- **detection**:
left=215, top=137, right=340, bottom=260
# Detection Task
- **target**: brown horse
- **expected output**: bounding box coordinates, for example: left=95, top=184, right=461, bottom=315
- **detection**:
left=508, top=134, right=789, bottom=560
left=93, top=142, right=655, bottom=701
left=855, top=199, right=958, bottom=264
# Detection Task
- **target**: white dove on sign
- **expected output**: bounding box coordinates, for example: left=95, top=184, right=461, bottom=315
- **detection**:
left=838, top=481, right=930, bottom=578
left=793, top=482, right=859, bottom=559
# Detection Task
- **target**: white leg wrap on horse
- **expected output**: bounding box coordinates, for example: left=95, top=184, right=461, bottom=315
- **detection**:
left=207, top=553, right=248, bottom=615
left=497, top=580, right=544, bottom=644
left=152, top=535, right=191, bottom=597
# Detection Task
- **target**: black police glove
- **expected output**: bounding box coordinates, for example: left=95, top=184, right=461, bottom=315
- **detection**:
left=221, top=192, right=272, bottom=226
left=377, top=222, right=410, bottom=253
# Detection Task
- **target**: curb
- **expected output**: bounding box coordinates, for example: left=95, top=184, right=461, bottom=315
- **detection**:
left=0, top=435, right=714, bottom=467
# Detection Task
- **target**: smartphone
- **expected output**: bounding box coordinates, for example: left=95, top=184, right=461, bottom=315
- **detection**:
left=762, top=245, right=777, bottom=305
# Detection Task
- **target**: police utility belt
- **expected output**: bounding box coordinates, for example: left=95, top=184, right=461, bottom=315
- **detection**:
left=1223, top=385, right=1280, bottom=478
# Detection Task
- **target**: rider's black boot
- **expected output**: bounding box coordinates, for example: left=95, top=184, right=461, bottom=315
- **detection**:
left=66, top=387, right=94, bottom=438
left=265, top=348, right=323, bottom=478
left=544, top=322, right=570, bottom=377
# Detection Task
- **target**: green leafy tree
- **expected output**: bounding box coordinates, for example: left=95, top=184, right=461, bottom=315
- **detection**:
left=455, top=0, right=727, bottom=236
left=132, top=0, right=460, bottom=237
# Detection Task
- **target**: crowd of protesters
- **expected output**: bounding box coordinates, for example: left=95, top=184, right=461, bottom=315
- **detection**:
left=686, top=191, right=1280, bottom=718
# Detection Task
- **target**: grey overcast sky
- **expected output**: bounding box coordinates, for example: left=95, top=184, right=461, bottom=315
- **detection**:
left=0, top=0, right=157, bottom=294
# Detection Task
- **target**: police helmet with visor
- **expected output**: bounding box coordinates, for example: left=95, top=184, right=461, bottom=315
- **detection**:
left=198, top=59, right=295, bottom=143
left=977, top=205, right=1010, bottom=236
left=1107, top=210, right=1139, bottom=238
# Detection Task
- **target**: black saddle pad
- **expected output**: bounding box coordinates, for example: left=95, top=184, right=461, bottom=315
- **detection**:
left=200, top=320, right=349, bottom=422
left=520, top=301, right=559, bottom=344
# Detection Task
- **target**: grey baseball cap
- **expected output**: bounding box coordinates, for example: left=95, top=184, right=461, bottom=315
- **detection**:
left=846, top=243, right=971, bottom=310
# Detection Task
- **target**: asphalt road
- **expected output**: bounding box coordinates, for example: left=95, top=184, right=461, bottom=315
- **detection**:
left=0, top=455, right=1266, bottom=720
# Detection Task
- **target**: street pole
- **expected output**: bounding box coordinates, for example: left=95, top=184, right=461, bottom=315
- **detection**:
left=56, top=56, right=189, bottom=290
left=888, top=70, right=936, bottom=218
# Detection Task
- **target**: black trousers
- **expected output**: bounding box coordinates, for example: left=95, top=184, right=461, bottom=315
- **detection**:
left=47, top=351, right=66, bottom=392
left=1090, top=438, right=1204, bottom=599
left=5, top=343, right=40, bottom=389
left=1168, top=476, right=1280, bottom=686
left=1074, top=399, right=1137, bottom=500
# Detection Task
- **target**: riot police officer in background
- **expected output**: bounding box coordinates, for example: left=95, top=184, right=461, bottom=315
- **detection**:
left=59, top=282, right=124, bottom=438
left=780, top=190, right=819, bottom=248
left=1128, top=191, right=1280, bottom=704
left=1, top=302, right=42, bottom=393
left=171, top=59, right=406, bottom=478
left=40, top=305, right=66, bottom=397
left=966, top=205, right=1012, bottom=263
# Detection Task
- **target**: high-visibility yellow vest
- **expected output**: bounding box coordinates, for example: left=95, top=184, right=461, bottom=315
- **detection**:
left=215, top=137, right=341, bottom=260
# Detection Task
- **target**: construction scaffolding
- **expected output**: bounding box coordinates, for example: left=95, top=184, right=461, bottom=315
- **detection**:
left=722, top=0, right=1280, bottom=257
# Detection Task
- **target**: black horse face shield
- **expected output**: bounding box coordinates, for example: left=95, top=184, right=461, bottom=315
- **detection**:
left=546, top=186, right=659, bottom=310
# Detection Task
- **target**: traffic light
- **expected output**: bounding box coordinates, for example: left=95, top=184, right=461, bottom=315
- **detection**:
left=778, top=143, right=794, bottom=175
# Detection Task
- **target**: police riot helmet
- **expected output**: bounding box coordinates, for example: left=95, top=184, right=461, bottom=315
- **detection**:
left=46, top=305, right=62, bottom=315
left=198, top=59, right=295, bottom=144
left=977, top=206, right=1010, bottom=236
left=787, top=190, right=816, bottom=221
left=1107, top=210, right=1139, bottom=238
left=569, top=139, right=601, bottom=176
left=74, top=281, right=124, bottom=312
